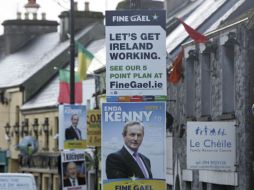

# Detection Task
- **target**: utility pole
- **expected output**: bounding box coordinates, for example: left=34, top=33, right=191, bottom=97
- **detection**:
left=70, top=0, right=75, bottom=104
left=130, top=0, right=141, bottom=9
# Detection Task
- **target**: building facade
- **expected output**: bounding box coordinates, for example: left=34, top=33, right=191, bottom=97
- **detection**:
left=0, top=1, right=104, bottom=190
left=168, top=11, right=254, bottom=190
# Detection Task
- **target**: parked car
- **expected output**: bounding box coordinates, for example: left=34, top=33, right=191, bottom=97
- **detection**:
left=0, top=173, right=36, bottom=190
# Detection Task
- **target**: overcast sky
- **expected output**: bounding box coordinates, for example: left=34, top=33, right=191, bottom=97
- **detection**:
left=0, top=0, right=121, bottom=34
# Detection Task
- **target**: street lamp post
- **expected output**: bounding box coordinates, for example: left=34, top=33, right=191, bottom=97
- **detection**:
left=4, top=123, right=11, bottom=137
left=130, top=0, right=141, bottom=9
left=70, top=0, right=75, bottom=104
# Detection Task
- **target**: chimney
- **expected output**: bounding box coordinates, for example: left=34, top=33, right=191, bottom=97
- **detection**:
left=85, top=2, right=90, bottom=11
left=24, top=0, right=40, bottom=13
left=41, top=12, right=46, bottom=20
left=74, top=2, right=78, bottom=11
left=24, top=12, right=29, bottom=20
left=59, top=5, right=103, bottom=41
left=17, top=12, right=22, bottom=20
left=32, top=13, right=37, bottom=20
left=2, top=0, right=59, bottom=54
left=3, top=18, right=58, bottom=54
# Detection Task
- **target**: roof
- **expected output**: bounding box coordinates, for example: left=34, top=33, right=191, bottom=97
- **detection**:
left=87, top=39, right=105, bottom=74
left=21, top=77, right=95, bottom=111
left=0, top=23, right=98, bottom=89
left=166, top=0, right=245, bottom=55
left=166, top=0, right=227, bottom=53
left=0, top=32, right=60, bottom=88
left=21, top=39, right=104, bottom=111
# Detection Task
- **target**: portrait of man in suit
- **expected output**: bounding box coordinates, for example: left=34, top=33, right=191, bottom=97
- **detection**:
left=106, top=121, right=152, bottom=179
left=63, top=162, right=86, bottom=187
left=65, top=114, right=82, bottom=140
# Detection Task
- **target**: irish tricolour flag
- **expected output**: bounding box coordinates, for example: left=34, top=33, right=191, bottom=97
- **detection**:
left=58, top=69, right=82, bottom=104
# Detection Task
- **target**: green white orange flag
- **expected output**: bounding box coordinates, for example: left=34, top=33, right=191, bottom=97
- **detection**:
left=58, top=69, right=82, bottom=104
left=76, top=42, right=94, bottom=80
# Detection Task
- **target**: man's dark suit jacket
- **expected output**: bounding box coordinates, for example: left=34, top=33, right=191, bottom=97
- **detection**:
left=65, top=126, right=81, bottom=140
left=106, top=146, right=152, bottom=179
left=63, top=176, right=86, bottom=187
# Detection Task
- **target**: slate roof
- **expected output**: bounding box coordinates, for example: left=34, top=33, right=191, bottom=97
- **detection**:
left=21, top=39, right=105, bottom=110
left=21, top=77, right=95, bottom=110
left=0, top=32, right=60, bottom=88
left=166, top=0, right=245, bottom=55
left=0, top=23, right=97, bottom=89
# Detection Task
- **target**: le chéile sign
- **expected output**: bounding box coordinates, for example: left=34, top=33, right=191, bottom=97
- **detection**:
left=187, top=121, right=236, bottom=171
left=106, top=10, right=166, bottom=96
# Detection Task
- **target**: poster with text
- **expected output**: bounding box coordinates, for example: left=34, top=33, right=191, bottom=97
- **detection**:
left=59, top=105, right=87, bottom=150
left=106, top=10, right=166, bottom=97
left=61, top=150, right=86, bottom=190
left=102, top=102, right=166, bottom=190
left=187, top=121, right=236, bottom=171
left=87, top=109, right=101, bottom=147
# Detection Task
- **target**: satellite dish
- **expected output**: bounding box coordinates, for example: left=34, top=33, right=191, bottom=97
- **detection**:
left=17, top=136, right=38, bottom=156
left=4, top=134, right=9, bottom=141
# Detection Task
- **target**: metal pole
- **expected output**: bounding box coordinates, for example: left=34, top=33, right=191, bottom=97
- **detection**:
left=130, top=0, right=141, bottom=9
left=70, top=0, right=75, bottom=104
left=94, top=147, right=98, bottom=190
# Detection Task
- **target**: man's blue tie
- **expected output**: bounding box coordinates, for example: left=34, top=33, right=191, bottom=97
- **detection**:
left=133, top=152, right=148, bottom=178
left=75, top=128, right=81, bottom=139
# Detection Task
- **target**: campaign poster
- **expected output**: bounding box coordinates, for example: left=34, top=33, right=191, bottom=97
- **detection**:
left=102, top=102, right=166, bottom=190
left=59, top=105, right=87, bottom=150
left=61, top=150, right=86, bottom=190
left=187, top=121, right=236, bottom=171
left=106, top=10, right=167, bottom=97
left=87, top=109, right=101, bottom=147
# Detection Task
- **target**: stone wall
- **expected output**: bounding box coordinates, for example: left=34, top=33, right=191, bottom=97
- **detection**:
left=167, top=20, right=254, bottom=190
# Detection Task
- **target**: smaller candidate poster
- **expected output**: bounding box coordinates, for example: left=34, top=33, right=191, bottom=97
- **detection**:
left=187, top=121, right=236, bottom=171
left=102, top=102, right=166, bottom=190
left=59, top=105, right=87, bottom=150
left=87, top=109, right=101, bottom=147
left=61, top=150, right=86, bottom=190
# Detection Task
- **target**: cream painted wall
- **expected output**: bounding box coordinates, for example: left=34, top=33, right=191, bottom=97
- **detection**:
left=8, top=90, right=23, bottom=160
left=0, top=88, right=22, bottom=173
left=22, top=110, right=59, bottom=152
left=0, top=103, right=10, bottom=150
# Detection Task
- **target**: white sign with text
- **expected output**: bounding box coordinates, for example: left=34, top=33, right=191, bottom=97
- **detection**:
left=187, top=121, right=236, bottom=171
left=106, top=10, right=166, bottom=96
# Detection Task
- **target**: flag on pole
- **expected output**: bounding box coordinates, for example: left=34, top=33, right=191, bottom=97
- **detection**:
left=168, top=48, right=184, bottom=85
left=76, top=42, right=94, bottom=80
left=58, top=69, right=83, bottom=104
left=177, top=18, right=208, bottom=43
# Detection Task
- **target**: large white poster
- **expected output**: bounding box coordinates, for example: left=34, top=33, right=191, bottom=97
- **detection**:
left=106, top=10, right=166, bottom=97
left=187, top=121, right=236, bottom=171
